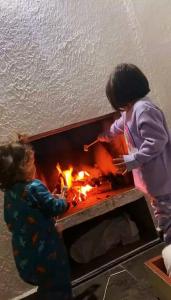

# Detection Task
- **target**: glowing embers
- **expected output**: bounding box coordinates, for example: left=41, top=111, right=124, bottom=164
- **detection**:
left=56, top=164, right=94, bottom=205
left=55, top=143, right=125, bottom=207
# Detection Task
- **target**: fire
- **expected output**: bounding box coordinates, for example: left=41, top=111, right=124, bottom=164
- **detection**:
left=63, top=168, right=73, bottom=188
left=56, top=164, right=93, bottom=204
left=55, top=143, right=122, bottom=207
left=79, top=184, right=92, bottom=196
left=95, top=144, right=117, bottom=175
left=56, top=164, right=73, bottom=188
left=76, top=171, right=90, bottom=180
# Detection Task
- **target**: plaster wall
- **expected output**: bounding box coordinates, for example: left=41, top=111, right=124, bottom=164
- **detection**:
left=0, top=0, right=171, bottom=143
left=0, top=0, right=171, bottom=298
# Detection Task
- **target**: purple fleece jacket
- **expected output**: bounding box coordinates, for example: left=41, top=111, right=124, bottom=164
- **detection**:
left=110, top=97, right=171, bottom=196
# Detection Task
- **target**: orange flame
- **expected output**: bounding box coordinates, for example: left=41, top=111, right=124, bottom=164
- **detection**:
left=56, top=164, right=73, bottom=188
left=56, top=164, right=93, bottom=200
left=63, top=167, right=73, bottom=188
left=75, top=171, right=90, bottom=180
left=94, top=144, right=117, bottom=175
left=79, top=184, right=92, bottom=196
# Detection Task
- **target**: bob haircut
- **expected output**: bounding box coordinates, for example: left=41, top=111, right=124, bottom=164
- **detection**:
left=106, top=63, right=150, bottom=110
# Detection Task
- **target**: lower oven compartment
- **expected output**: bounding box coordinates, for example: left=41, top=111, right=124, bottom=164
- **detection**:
left=63, top=196, right=159, bottom=285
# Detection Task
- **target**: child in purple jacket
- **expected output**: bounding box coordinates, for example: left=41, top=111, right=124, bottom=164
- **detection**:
left=99, top=63, right=171, bottom=246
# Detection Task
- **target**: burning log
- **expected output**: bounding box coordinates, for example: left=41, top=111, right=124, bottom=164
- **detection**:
left=54, top=162, right=129, bottom=208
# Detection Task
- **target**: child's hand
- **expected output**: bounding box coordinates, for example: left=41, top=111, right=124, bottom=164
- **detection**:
left=63, top=199, right=70, bottom=211
left=98, top=133, right=112, bottom=143
left=61, top=186, right=68, bottom=198
left=113, top=157, right=128, bottom=175
left=52, top=186, right=68, bottom=199
left=53, top=187, right=70, bottom=212
left=54, top=220, right=64, bottom=237
left=53, top=193, right=61, bottom=198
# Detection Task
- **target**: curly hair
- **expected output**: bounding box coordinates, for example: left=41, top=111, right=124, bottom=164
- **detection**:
left=0, top=141, right=35, bottom=191
left=106, top=63, right=150, bottom=110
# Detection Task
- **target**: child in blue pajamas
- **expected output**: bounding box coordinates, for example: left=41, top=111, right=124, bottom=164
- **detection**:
left=0, top=139, right=72, bottom=299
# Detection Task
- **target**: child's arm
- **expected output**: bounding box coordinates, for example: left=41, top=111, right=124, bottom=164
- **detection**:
left=28, top=180, right=69, bottom=217
left=4, top=194, right=13, bottom=232
left=98, top=113, right=124, bottom=142
left=110, top=113, right=124, bottom=135
left=123, top=107, right=169, bottom=171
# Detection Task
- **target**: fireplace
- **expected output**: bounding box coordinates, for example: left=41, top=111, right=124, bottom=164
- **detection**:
left=29, top=112, right=133, bottom=210
left=29, top=112, right=159, bottom=284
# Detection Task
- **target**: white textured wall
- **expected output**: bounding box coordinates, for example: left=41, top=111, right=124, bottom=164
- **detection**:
left=1, top=1, right=171, bottom=298
left=129, top=0, right=171, bottom=123
left=1, top=0, right=171, bottom=143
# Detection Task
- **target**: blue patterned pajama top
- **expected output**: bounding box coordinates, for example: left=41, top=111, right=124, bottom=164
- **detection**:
left=4, top=179, right=71, bottom=294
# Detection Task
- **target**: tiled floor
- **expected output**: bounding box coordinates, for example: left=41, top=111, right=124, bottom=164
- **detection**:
left=73, top=243, right=164, bottom=300
left=1, top=242, right=164, bottom=300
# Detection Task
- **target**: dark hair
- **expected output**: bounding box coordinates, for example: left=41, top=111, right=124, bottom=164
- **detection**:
left=106, top=63, right=150, bottom=110
left=0, top=140, right=35, bottom=191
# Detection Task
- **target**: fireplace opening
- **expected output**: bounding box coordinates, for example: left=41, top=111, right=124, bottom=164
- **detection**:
left=30, top=112, right=134, bottom=213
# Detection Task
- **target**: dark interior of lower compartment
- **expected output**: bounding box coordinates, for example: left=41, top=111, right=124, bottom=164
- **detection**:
left=63, top=197, right=158, bottom=281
